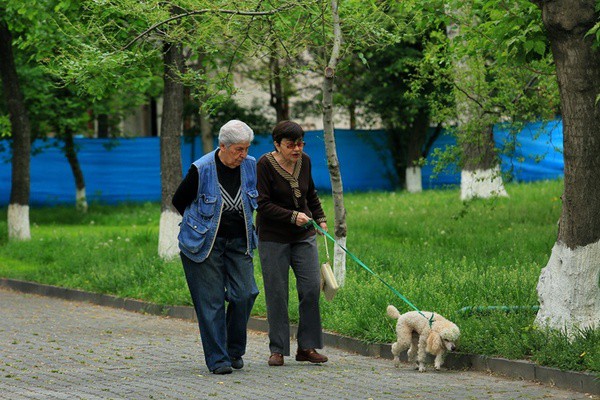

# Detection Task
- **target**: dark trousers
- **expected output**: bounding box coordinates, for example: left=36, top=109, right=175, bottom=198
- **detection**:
left=259, top=235, right=323, bottom=356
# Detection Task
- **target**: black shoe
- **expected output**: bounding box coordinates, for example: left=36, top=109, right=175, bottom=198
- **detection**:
left=212, top=366, right=233, bottom=375
left=231, top=357, right=244, bottom=370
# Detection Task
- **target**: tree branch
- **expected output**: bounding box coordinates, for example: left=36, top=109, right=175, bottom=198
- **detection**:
left=122, top=4, right=296, bottom=50
left=326, top=0, right=342, bottom=72
left=225, top=0, right=265, bottom=76
left=453, top=82, right=485, bottom=110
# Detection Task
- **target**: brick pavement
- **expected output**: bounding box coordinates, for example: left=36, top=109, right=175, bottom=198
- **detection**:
left=0, top=288, right=596, bottom=400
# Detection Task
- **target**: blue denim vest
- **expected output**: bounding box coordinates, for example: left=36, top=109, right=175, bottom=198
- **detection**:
left=178, top=149, right=258, bottom=263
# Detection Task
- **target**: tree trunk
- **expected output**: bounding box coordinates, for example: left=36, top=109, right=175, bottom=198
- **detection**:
left=269, top=46, right=290, bottom=122
left=97, top=114, right=109, bottom=138
left=200, top=110, right=213, bottom=154
left=0, top=17, right=31, bottom=240
left=63, top=128, right=88, bottom=212
left=445, top=7, right=508, bottom=201
left=158, top=41, right=184, bottom=260
left=348, top=102, right=356, bottom=130
left=183, top=86, right=192, bottom=133
left=407, top=123, right=443, bottom=193
left=191, top=51, right=213, bottom=155
left=459, top=124, right=507, bottom=200
left=405, top=107, right=430, bottom=193
left=534, top=0, right=600, bottom=334
left=150, top=98, right=159, bottom=137
left=322, top=0, right=347, bottom=286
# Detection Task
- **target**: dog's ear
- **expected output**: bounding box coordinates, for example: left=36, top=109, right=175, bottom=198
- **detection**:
left=426, top=331, right=443, bottom=354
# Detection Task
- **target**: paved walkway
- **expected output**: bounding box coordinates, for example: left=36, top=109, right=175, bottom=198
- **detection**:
left=0, top=288, right=595, bottom=400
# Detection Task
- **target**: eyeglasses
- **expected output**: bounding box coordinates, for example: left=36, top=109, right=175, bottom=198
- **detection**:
left=282, top=141, right=305, bottom=150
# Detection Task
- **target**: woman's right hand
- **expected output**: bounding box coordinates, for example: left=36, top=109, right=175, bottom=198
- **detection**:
left=295, top=212, right=311, bottom=227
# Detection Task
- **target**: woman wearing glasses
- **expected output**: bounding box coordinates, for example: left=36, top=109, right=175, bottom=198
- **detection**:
left=256, top=120, right=329, bottom=367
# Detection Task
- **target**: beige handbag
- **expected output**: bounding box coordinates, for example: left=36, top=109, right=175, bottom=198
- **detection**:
left=320, top=235, right=339, bottom=301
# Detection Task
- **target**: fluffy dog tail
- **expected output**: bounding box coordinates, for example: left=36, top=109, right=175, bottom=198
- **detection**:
left=386, top=305, right=401, bottom=319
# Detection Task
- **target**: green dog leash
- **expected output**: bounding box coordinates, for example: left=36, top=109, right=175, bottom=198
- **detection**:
left=306, top=220, right=434, bottom=326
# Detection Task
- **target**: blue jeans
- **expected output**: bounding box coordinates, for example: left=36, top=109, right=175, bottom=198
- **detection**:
left=181, top=237, right=259, bottom=372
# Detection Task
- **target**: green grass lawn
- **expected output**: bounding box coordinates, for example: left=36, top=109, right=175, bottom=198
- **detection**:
left=0, top=179, right=598, bottom=373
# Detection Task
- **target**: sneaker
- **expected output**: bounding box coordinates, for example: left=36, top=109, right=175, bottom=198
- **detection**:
left=212, top=365, right=233, bottom=375
left=231, top=357, right=244, bottom=370
left=295, top=348, right=328, bottom=363
left=268, top=353, right=284, bottom=366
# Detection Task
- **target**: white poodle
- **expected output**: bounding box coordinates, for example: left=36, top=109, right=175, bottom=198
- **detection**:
left=387, top=305, right=460, bottom=372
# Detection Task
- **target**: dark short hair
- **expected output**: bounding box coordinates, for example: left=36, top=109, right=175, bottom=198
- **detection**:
left=272, top=120, right=304, bottom=144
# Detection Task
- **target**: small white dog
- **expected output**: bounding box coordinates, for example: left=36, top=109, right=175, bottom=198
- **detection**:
left=387, top=305, right=460, bottom=372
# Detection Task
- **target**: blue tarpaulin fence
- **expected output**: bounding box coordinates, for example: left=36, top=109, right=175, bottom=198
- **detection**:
left=0, top=120, right=564, bottom=206
left=421, top=119, right=564, bottom=189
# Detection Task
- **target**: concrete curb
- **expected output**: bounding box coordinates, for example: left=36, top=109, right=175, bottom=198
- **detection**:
left=2, top=278, right=598, bottom=395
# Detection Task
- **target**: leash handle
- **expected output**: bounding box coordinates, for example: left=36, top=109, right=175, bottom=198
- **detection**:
left=323, top=234, right=330, bottom=261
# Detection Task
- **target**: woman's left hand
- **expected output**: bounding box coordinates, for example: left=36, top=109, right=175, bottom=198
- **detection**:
left=295, top=212, right=311, bottom=227
left=318, top=222, right=328, bottom=235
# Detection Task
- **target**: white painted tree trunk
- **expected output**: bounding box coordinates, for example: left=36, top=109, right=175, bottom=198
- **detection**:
left=158, top=39, right=183, bottom=261
left=535, top=0, right=600, bottom=335
left=535, top=240, right=600, bottom=334
left=8, top=204, right=30, bottom=240
left=2, top=21, right=31, bottom=242
left=76, top=188, right=88, bottom=213
left=333, top=236, right=347, bottom=287
left=446, top=6, right=507, bottom=202
left=460, top=166, right=508, bottom=201
left=321, top=0, right=347, bottom=286
left=158, top=209, right=181, bottom=260
left=405, top=166, right=422, bottom=193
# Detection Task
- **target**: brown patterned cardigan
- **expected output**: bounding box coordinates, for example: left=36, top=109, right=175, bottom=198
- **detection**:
left=256, top=152, right=327, bottom=243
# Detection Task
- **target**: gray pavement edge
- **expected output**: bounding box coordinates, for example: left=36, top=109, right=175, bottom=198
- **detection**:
left=2, top=277, right=598, bottom=396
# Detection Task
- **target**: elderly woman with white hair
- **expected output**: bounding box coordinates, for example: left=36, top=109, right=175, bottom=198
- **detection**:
left=173, top=120, right=260, bottom=375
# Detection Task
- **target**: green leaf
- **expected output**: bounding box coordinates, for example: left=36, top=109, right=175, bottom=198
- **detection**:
left=358, top=52, right=368, bottom=65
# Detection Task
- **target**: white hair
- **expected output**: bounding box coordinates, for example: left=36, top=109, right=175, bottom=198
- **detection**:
left=218, top=120, right=254, bottom=146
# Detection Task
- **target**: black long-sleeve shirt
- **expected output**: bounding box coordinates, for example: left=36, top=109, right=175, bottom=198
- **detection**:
left=172, top=166, right=198, bottom=216
left=172, top=150, right=245, bottom=238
